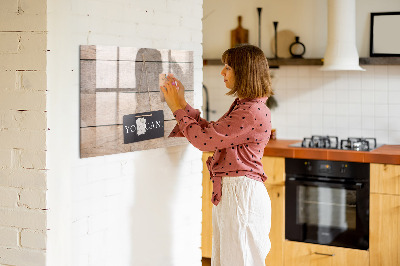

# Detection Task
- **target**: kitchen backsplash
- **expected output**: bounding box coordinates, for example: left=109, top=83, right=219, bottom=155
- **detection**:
left=203, top=65, right=400, bottom=144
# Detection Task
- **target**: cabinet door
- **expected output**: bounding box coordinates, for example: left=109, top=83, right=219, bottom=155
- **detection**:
left=264, top=184, right=284, bottom=266
left=370, top=163, right=400, bottom=195
left=202, top=152, right=213, bottom=258
left=261, top=156, right=285, bottom=185
left=370, top=193, right=400, bottom=266
left=284, top=241, right=369, bottom=266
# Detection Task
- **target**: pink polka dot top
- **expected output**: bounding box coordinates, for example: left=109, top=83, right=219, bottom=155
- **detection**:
left=169, top=97, right=272, bottom=206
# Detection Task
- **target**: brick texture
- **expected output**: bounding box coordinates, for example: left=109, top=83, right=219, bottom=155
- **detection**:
left=0, top=169, right=47, bottom=189
left=0, top=247, right=46, bottom=266
left=0, top=208, right=46, bottom=230
left=2, top=0, right=204, bottom=265
left=0, top=187, right=19, bottom=208
left=0, top=227, right=19, bottom=247
left=0, top=0, right=47, bottom=264
left=19, top=189, right=47, bottom=209
left=21, top=229, right=46, bottom=250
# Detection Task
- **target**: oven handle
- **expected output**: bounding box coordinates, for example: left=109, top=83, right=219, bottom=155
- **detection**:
left=286, top=177, right=364, bottom=189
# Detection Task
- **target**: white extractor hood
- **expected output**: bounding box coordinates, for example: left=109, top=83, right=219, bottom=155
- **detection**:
left=320, top=0, right=365, bottom=71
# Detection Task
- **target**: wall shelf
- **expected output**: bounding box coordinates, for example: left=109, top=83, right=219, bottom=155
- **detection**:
left=359, top=57, right=400, bottom=65
left=203, top=57, right=400, bottom=67
left=268, top=58, right=323, bottom=67
left=203, top=58, right=323, bottom=67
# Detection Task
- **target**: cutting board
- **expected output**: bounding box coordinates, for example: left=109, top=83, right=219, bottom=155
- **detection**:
left=231, top=16, right=249, bottom=48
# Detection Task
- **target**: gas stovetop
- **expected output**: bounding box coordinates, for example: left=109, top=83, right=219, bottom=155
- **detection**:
left=289, top=135, right=382, bottom=151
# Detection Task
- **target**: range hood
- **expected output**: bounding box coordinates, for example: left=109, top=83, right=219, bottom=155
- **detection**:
left=320, top=0, right=365, bottom=71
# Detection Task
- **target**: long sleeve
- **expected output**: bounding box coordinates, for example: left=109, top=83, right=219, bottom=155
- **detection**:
left=168, top=103, right=210, bottom=137
left=173, top=97, right=271, bottom=206
left=172, top=105, right=257, bottom=152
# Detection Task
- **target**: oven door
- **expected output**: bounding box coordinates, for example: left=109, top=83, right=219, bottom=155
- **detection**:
left=285, top=177, right=369, bottom=250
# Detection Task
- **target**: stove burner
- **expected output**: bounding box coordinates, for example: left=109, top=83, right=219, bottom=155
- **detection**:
left=295, top=136, right=378, bottom=151
left=340, top=137, right=377, bottom=151
left=301, top=135, right=339, bottom=149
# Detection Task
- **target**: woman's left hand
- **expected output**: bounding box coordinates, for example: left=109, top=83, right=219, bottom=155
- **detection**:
left=160, top=76, right=184, bottom=113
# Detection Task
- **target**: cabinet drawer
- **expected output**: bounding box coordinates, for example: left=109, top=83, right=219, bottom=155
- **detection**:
left=284, top=241, right=369, bottom=266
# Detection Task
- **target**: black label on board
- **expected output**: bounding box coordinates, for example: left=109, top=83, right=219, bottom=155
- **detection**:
left=123, top=110, right=164, bottom=144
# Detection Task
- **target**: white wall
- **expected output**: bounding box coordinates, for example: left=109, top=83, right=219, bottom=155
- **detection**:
left=203, top=0, right=400, bottom=58
left=46, top=0, right=203, bottom=266
left=204, top=0, right=326, bottom=59
left=203, top=0, right=400, bottom=145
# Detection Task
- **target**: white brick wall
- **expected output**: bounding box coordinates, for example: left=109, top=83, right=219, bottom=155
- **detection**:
left=0, top=227, right=19, bottom=247
left=0, top=187, right=19, bottom=208
left=21, top=229, right=47, bottom=250
left=3, top=0, right=203, bottom=265
left=0, top=169, right=47, bottom=189
left=0, top=247, right=46, bottom=266
left=0, top=0, right=48, bottom=265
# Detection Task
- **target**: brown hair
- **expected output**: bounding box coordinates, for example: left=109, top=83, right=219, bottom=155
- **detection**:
left=221, top=44, right=273, bottom=99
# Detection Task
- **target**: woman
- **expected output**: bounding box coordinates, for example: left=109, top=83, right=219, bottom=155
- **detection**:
left=161, top=44, right=273, bottom=266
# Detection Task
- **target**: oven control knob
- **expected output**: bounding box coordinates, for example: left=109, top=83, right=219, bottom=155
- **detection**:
left=340, top=164, right=347, bottom=174
left=304, top=161, right=312, bottom=171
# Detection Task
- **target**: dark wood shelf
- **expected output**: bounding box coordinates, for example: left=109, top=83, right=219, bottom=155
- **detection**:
left=203, top=57, right=400, bottom=67
left=359, top=57, right=400, bottom=65
left=268, top=58, right=323, bottom=67
left=202, top=59, right=223, bottom=66
left=203, top=58, right=323, bottom=67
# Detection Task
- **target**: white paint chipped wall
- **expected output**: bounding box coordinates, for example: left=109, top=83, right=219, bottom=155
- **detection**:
left=0, top=0, right=48, bottom=265
left=46, top=0, right=203, bottom=266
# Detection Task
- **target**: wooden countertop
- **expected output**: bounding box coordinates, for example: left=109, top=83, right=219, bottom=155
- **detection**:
left=263, top=139, right=400, bottom=165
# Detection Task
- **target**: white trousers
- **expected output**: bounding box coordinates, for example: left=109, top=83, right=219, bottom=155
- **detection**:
left=212, top=176, right=271, bottom=266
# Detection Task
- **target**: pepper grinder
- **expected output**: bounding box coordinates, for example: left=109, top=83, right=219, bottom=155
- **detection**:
left=273, top=21, right=279, bottom=58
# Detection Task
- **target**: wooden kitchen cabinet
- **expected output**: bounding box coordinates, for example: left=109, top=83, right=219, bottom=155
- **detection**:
left=370, top=193, right=400, bottom=266
left=284, top=241, right=369, bottom=266
left=264, top=184, right=285, bottom=266
left=202, top=152, right=213, bottom=258
left=261, top=156, right=285, bottom=186
left=370, top=163, right=400, bottom=266
left=201, top=154, right=286, bottom=266
left=370, top=163, right=400, bottom=195
left=262, top=156, right=285, bottom=266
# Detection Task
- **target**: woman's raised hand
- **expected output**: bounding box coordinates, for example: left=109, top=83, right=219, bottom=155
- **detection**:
left=169, top=74, right=187, bottom=108
left=160, top=75, right=186, bottom=113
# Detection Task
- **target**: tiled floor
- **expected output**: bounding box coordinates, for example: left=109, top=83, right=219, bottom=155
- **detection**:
left=202, top=257, right=211, bottom=266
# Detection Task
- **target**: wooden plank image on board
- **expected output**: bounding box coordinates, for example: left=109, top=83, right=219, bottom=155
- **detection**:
left=79, top=45, right=193, bottom=158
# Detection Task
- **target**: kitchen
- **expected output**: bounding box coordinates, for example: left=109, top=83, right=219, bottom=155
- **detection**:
left=202, top=0, right=400, bottom=265
left=0, top=0, right=399, bottom=265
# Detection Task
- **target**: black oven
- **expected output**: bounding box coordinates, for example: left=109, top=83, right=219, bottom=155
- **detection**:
left=285, top=158, right=369, bottom=250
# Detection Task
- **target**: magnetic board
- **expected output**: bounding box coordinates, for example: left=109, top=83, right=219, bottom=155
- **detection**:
left=80, top=45, right=194, bottom=158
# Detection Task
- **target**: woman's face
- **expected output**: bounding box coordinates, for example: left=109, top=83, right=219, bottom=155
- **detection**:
left=221, top=64, right=235, bottom=89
